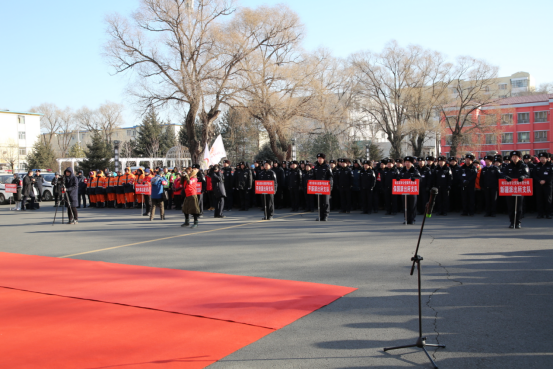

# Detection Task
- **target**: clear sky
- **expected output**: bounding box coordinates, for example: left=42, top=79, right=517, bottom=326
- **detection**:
left=1, top=0, right=551, bottom=126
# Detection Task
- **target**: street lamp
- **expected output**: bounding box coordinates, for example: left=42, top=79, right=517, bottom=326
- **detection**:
left=291, top=138, right=296, bottom=161
left=113, top=140, right=121, bottom=172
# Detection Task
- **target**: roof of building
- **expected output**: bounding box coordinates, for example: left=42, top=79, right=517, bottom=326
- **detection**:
left=0, top=110, right=43, bottom=116
left=494, top=93, right=553, bottom=106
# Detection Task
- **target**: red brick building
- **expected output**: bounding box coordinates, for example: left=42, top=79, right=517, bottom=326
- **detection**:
left=441, top=94, right=553, bottom=158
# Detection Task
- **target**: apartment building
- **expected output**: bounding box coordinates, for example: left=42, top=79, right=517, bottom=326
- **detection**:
left=0, top=110, right=42, bottom=170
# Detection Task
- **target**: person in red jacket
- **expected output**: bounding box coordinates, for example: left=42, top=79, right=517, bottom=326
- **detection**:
left=181, top=168, right=201, bottom=228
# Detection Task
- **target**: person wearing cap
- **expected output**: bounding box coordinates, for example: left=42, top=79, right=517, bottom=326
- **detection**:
left=258, top=160, right=277, bottom=220
left=281, top=160, right=290, bottom=208
left=426, top=156, right=436, bottom=171
left=210, top=164, right=227, bottom=218
left=105, top=171, right=118, bottom=208
left=397, top=156, right=421, bottom=224
left=502, top=156, right=511, bottom=169
left=433, top=156, right=452, bottom=216
left=302, top=162, right=315, bottom=212
left=192, top=164, right=206, bottom=216
left=351, top=160, right=362, bottom=211
left=502, top=150, right=530, bottom=228
left=533, top=152, right=552, bottom=219
left=52, top=172, right=63, bottom=208
left=220, top=160, right=233, bottom=211
left=337, top=159, right=354, bottom=214
left=313, top=153, right=333, bottom=221
left=76, top=170, right=87, bottom=208
left=63, top=167, right=79, bottom=224
left=417, top=157, right=432, bottom=216
left=382, top=158, right=399, bottom=215
left=522, top=154, right=537, bottom=214
left=121, top=167, right=136, bottom=208
left=287, top=161, right=302, bottom=212
left=95, top=169, right=107, bottom=208
left=330, top=159, right=341, bottom=211
left=372, top=160, right=385, bottom=213
left=86, top=171, right=96, bottom=207
left=480, top=155, right=501, bottom=217
left=114, top=170, right=125, bottom=208
left=33, top=169, right=45, bottom=202
left=272, top=162, right=285, bottom=210
left=234, top=162, right=253, bottom=211
left=359, top=160, right=376, bottom=214
left=448, top=157, right=463, bottom=213
left=460, top=153, right=478, bottom=216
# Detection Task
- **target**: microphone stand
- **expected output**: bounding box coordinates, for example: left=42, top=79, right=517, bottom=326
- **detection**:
left=384, top=188, right=445, bottom=369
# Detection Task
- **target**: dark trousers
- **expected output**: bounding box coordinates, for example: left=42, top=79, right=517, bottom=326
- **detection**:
left=462, top=186, right=475, bottom=215
left=507, top=196, right=523, bottom=224
left=384, top=188, right=397, bottom=214
left=262, top=194, right=274, bottom=218
left=54, top=193, right=61, bottom=205
left=21, top=193, right=35, bottom=209
left=484, top=187, right=497, bottom=216
left=289, top=188, right=300, bottom=211
left=36, top=187, right=43, bottom=202
left=351, top=190, right=360, bottom=210
left=224, top=188, right=233, bottom=210
left=304, top=191, right=314, bottom=211
left=208, top=192, right=215, bottom=209
left=360, top=188, right=372, bottom=213
left=451, top=185, right=462, bottom=212
left=164, top=189, right=172, bottom=209
left=340, top=189, right=351, bottom=212
left=331, top=189, right=340, bottom=210
left=197, top=193, right=204, bottom=214
left=215, top=196, right=225, bottom=217
left=150, top=198, right=165, bottom=219
left=436, top=187, right=449, bottom=215
left=78, top=192, right=87, bottom=207
left=318, top=194, right=330, bottom=220
left=372, top=189, right=379, bottom=212
left=274, top=188, right=283, bottom=209
left=536, top=184, right=552, bottom=216
left=403, top=194, right=417, bottom=224
left=239, top=189, right=249, bottom=210
left=67, top=206, right=78, bottom=221
left=417, top=189, right=429, bottom=215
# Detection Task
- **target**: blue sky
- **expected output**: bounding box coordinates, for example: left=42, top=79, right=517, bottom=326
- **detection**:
left=1, top=0, right=550, bottom=126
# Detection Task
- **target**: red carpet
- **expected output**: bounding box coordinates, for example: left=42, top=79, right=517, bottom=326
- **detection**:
left=0, top=287, right=272, bottom=369
left=0, top=252, right=356, bottom=329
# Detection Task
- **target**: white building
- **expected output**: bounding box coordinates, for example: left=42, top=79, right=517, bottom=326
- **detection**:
left=0, top=110, right=42, bottom=171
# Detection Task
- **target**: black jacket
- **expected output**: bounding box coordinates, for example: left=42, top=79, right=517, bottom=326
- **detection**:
left=52, top=176, right=64, bottom=195
left=360, top=168, right=376, bottom=190
left=382, top=167, right=399, bottom=189
left=313, top=162, right=333, bottom=190
left=221, top=167, right=233, bottom=189
left=303, top=169, right=315, bottom=190
left=211, top=171, right=227, bottom=198
left=450, top=164, right=464, bottom=186
left=533, top=162, right=553, bottom=184
left=234, top=168, right=253, bottom=190
left=77, top=175, right=87, bottom=193
left=272, top=166, right=285, bottom=187
left=33, top=175, right=44, bottom=190
left=461, top=163, right=478, bottom=188
left=64, top=167, right=79, bottom=207
left=258, top=169, right=278, bottom=192
left=398, top=166, right=421, bottom=182
left=22, top=175, right=35, bottom=196
left=502, top=160, right=530, bottom=181
left=338, top=166, right=354, bottom=190
left=480, top=165, right=501, bottom=189
left=433, top=165, right=452, bottom=188
left=418, top=165, right=433, bottom=192
left=287, top=168, right=303, bottom=190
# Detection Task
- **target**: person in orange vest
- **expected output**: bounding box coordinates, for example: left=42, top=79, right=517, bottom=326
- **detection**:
left=95, top=170, right=107, bottom=208
left=115, top=170, right=126, bottom=208
left=106, top=171, right=118, bottom=208
left=88, top=171, right=97, bottom=207
left=121, top=167, right=136, bottom=208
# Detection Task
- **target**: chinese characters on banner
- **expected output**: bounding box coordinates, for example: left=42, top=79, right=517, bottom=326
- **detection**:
left=392, top=179, right=420, bottom=195
left=255, top=180, right=275, bottom=194
left=498, top=179, right=533, bottom=196
left=307, top=180, right=331, bottom=195
left=196, top=182, right=202, bottom=193
left=4, top=184, right=17, bottom=194
left=135, top=183, right=152, bottom=195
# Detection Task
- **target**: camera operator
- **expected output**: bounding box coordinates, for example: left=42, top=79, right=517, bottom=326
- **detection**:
left=63, top=167, right=79, bottom=224
left=21, top=170, right=36, bottom=211
left=51, top=172, right=63, bottom=207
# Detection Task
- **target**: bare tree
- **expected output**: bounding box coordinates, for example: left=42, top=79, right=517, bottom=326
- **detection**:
left=97, top=101, right=124, bottom=143
left=56, top=107, right=77, bottom=157
left=75, top=106, right=99, bottom=132
left=30, top=103, right=62, bottom=145
left=0, top=139, right=20, bottom=170
left=437, top=56, right=499, bottom=157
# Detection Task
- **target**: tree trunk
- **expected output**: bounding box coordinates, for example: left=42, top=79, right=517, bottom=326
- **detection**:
left=185, top=102, right=201, bottom=163
left=388, top=135, right=404, bottom=159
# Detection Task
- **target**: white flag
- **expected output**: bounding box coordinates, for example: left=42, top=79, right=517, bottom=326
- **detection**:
left=209, top=135, right=227, bottom=165
left=202, top=143, right=210, bottom=169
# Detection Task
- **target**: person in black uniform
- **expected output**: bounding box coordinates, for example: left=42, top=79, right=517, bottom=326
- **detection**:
left=426, top=156, right=436, bottom=171
left=481, top=155, right=501, bottom=217
left=360, top=160, right=376, bottom=214
left=417, top=157, right=432, bottom=215
left=460, top=153, right=478, bottom=216
left=493, top=156, right=506, bottom=214
left=76, top=170, right=87, bottom=208
left=433, top=156, right=452, bottom=215
left=234, top=162, right=252, bottom=211
left=533, top=152, right=552, bottom=219
left=522, top=154, right=536, bottom=215
left=303, top=163, right=315, bottom=212
left=394, top=159, right=405, bottom=213
left=313, top=153, right=333, bottom=221
left=338, top=159, right=353, bottom=213
left=329, top=159, right=340, bottom=211
left=382, top=159, right=398, bottom=215
left=502, top=156, right=511, bottom=170
left=287, top=161, right=302, bottom=211
left=281, top=161, right=289, bottom=208
left=351, top=160, right=362, bottom=210
left=259, top=160, right=277, bottom=220
left=33, top=170, right=45, bottom=202
left=502, top=150, right=530, bottom=228
left=448, top=157, right=462, bottom=212
left=374, top=160, right=385, bottom=213
left=398, top=156, right=421, bottom=224
left=210, top=165, right=227, bottom=218
left=221, top=160, right=233, bottom=211
left=272, top=162, right=285, bottom=209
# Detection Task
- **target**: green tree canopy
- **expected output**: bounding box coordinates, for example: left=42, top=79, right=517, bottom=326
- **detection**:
left=26, top=140, right=57, bottom=170
left=309, top=132, right=340, bottom=161
left=68, top=143, right=86, bottom=158
left=79, top=131, right=114, bottom=173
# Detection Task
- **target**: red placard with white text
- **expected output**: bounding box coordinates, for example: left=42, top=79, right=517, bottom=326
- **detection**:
left=135, top=183, right=151, bottom=195
left=255, top=180, right=275, bottom=194
left=392, top=179, right=420, bottom=195
left=196, top=182, right=202, bottom=193
left=307, top=180, right=331, bottom=195
left=498, top=179, right=533, bottom=196
left=5, top=184, right=17, bottom=193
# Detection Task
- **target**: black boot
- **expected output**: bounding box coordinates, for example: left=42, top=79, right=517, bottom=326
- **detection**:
left=181, top=216, right=190, bottom=227
left=190, top=219, right=198, bottom=229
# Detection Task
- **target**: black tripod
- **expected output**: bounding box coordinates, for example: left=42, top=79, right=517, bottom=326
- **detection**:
left=52, top=189, right=75, bottom=226
left=384, top=188, right=445, bottom=368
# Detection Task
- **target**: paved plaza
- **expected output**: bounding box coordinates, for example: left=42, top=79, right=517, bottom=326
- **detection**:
left=1, top=204, right=552, bottom=368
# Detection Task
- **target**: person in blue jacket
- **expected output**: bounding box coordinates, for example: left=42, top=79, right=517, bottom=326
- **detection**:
left=150, top=169, right=168, bottom=221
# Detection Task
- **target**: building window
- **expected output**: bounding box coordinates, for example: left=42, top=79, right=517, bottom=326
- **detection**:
left=18, top=132, right=26, bottom=140
left=535, top=131, right=548, bottom=142
left=501, top=132, right=513, bottom=144
left=479, top=114, right=496, bottom=125
left=483, top=86, right=490, bottom=93
left=18, top=115, right=25, bottom=124
left=445, top=135, right=452, bottom=146
left=19, top=148, right=26, bottom=156
left=517, top=132, right=530, bottom=143
left=520, top=150, right=530, bottom=156
left=502, top=151, right=511, bottom=157
left=511, top=79, right=528, bottom=88
left=20, top=163, right=27, bottom=170
left=517, top=112, right=530, bottom=124
left=485, top=134, right=497, bottom=145
left=534, top=111, right=548, bottom=123
left=127, top=130, right=132, bottom=136
left=498, top=83, right=507, bottom=90
left=501, top=114, right=513, bottom=125
left=535, top=149, right=549, bottom=155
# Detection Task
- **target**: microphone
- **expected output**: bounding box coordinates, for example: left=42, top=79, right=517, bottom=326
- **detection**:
left=426, top=187, right=438, bottom=218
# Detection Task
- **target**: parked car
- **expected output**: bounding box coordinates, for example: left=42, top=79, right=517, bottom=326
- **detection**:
left=0, top=174, right=16, bottom=204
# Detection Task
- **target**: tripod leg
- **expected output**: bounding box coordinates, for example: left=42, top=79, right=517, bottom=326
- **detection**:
left=421, top=346, right=439, bottom=369
left=425, top=343, right=446, bottom=348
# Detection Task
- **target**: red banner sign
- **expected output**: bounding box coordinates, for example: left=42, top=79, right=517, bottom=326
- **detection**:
left=392, top=179, right=420, bottom=195
left=499, top=179, right=533, bottom=196
left=196, top=182, right=202, bottom=193
left=135, top=183, right=151, bottom=195
left=255, top=180, right=275, bottom=194
left=4, top=184, right=17, bottom=194
left=307, top=180, right=331, bottom=195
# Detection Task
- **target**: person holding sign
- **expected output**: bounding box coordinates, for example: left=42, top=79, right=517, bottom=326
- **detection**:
left=533, top=152, right=552, bottom=219
left=11, top=173, right=22, bottom=210
left=258, top=160, right=277, bottom=220
left=313, top=153, right=333, bottom=221
left=398, top=156, right=421, bottom=224
left=502, top=150, right=530, bottom=229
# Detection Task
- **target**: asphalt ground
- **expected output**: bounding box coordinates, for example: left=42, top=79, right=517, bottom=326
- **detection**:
left=1, top=202, right=552, bottom=369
